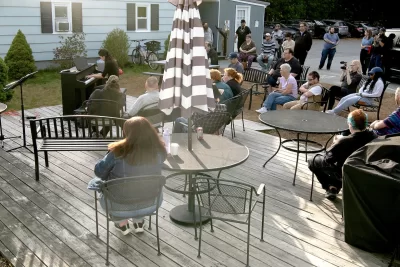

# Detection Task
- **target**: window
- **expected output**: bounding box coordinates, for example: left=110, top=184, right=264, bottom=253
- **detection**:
left=52, top=2, right=72, bottom=33
left=136, top=4, right=150, bottom=31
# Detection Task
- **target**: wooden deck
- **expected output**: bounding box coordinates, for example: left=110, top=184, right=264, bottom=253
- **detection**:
left=0, top=96, right=390, bottom=267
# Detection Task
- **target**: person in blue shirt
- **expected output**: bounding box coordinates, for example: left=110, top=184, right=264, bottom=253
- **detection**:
left=318, top=27, right=340, bottom=70
left=89, top=117, right=167, bottom=235
left=360, top=29, right=374, bottom=75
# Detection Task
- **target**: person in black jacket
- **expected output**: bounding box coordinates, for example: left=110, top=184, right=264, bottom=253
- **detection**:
left=294, top=22, right=313, bottom=65
left=87, top=49, right=119, bottom=79
left=308, top=109, right=376, bottom=200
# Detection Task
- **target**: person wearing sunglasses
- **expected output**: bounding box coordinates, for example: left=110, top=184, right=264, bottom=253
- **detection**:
left=326, top=67, right=384, bottom=115
left=283, top=71, right=323, bottom=110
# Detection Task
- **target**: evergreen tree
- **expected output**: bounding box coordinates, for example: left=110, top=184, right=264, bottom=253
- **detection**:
left=0, top=57, right=14, bottom=102
left=5, top=29, right=37, bottom=80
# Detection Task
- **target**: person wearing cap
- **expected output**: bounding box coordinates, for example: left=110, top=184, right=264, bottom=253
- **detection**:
left=308, top=109, right=376, bottom=200
left=326, top=67, right=385, bottom=115
left=370, top=87, right=400, bottom=136
left=238, top=34, right=257, bottom=69
left=256, top=33, right=276, bottom=72
left=228, top=52, right=244, bottom=74
left=235, top=19, right=251, bottom=53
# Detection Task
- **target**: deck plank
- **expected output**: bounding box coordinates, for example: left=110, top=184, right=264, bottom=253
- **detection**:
left=0, top=102, right=391, bottom=267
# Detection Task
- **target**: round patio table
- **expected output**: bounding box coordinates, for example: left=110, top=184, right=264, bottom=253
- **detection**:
left=259, top=110, right=348, bottom=185
left=163, top=133, right=249, bottom=225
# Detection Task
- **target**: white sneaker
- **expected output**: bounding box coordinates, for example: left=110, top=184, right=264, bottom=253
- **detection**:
left=256, top=107, right=268, bottom=113
left=325, top=110, right=334, bottom=114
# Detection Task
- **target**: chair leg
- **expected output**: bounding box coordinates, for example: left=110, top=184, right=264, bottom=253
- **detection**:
left=246, top=217, right=251, bottom=267
left=310, top=173, right=315, bottom=201
left=44, top=151, right=49, bottom=167
left=261, top=190, right=265, bottom=242
left=231, top=122, right=234, bottom=139
left=210, top=218, right=214, bottom=232
left=248, top=89, right=252, bottom=110
left=106, top=218, right=110, bottom=266
left=148, top=215, right=152, bottom=230
left=183, top=174, right=187, bottom=197
left=242, top=111, right=245, bottom=131
left=197, top=204, right=202, bottom=258
left=95, top=192, right=99, bottom=237
left=232, top=120, right=236, bottom=138
left=156, top=211, right=161, bottom=256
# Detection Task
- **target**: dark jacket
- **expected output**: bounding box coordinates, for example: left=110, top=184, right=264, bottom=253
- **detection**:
left=102, top=59, right=119, bottom=78
left=324, top=130, right=376, bottom=170
left=294, top=31, right=313, bottom=53
left=208, top=47, right=219, bottom=65
left=88, top=88, right=124, bottom=117
left=226, top=79, right=242, bottom=96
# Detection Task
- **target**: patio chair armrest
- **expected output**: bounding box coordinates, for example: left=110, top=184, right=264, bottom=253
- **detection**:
left=256, top=183, right=266, bottom=195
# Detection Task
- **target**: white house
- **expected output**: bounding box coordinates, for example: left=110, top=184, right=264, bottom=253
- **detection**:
left=0, top=0, right=175, bottom=68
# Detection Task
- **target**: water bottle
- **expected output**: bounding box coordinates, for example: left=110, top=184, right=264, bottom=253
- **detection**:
left=163, top=128, right=171, bottom=154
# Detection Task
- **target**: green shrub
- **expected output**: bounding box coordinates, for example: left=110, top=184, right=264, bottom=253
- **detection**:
left=53, top=32, right=87, bottom=69
left=5, top=30, right=37, bottom=80
left=102, top=28, right=130, bottom=67
left=0, top=57, right=14, bottom=102
left=164, top=34, right=171, bottom=59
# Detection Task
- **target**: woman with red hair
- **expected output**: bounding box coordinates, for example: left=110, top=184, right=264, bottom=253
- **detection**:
left=90, top=117, right=167, bottom=234
left=308, top=109, right=376, bottom=200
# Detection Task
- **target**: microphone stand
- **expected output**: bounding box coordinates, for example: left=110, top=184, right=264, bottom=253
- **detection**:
left=4, top=71, right=38, bottom=153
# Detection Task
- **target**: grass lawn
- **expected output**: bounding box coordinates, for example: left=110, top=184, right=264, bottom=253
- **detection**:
left=4, top=64, right=155, bottom=111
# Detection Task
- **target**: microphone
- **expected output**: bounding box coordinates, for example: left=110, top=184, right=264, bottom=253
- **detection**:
left=3, top=71, right=38, bottom=91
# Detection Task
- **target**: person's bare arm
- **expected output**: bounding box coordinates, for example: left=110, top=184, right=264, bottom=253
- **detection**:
left=290, top=73, right=298, bottom=78
left=87, top=73, right=103, bottom=79
left=370, top=120, right=387, bottom=130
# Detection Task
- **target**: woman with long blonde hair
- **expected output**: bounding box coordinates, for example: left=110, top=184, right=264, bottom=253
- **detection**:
left=90, top=117, right=166, bottom=235
left=222, top=68, right=243, bottom=96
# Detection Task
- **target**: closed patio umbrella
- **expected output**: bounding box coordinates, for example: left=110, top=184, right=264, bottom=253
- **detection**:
left=158, top=0, right=215, bottom=151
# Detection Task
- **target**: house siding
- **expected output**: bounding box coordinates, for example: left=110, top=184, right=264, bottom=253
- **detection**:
left=0, top=0, right=175, bottom=64
left=219, top=0, right=265, bottom=55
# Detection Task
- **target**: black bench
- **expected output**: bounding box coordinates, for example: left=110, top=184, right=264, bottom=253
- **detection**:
left=30, top=115, right=126, bottom=181
left=242, top=68, right=268, bottom=110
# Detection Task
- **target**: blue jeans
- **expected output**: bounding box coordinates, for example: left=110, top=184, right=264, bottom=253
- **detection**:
left=257, top=54, right=274, bottom=71
left=368, top=54, right=382, bottom=71
left=319, top=48, right=336, bottom=69
left=173, top=117, right=188, bottom=133
left=263, top=92, right=296, bottom=111
left=267, top=75, right=278, bottom=87
left=332, top=93, right=373, bottom=114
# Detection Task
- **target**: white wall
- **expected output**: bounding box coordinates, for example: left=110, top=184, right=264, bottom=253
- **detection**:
left=0, top=0, right=175, bottom=62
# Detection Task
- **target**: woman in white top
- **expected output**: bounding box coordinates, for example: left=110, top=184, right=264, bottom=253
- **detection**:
left=283, top=71, right=323, bottom=110
left=256, top=63, right=298, bottom=113
left=281, top=32, right=295, bottom=57
left=326, top=67, right=385, bottom=115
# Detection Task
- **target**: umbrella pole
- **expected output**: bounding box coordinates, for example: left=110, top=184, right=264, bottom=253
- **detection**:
left=188, top=117, right=192, bottom=151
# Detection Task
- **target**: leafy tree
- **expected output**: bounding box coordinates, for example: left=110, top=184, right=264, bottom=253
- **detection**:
left=5, top=30, right=36, bottom=80
left=53, top=32, right=87, bottom=69
left=102, top=28, right=130, bottom=67
left=0, top=57, right=14, bottom=102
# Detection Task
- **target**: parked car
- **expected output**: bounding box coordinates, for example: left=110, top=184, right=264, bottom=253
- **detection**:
left=264, top=22, right=297, bottom=38
left=344, top=22, right=365, bottom=38
left=322, top=19, right=349, bottom=37
left=281, top=19, right=315, bottom=37
left=357, top=22, right=379, bottom=36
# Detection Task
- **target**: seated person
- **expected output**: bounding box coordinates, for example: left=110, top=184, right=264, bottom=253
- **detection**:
left=308, top=109, right=376, bottom=200
left=205, top=42, right=218, bottom=65
left=326, top=67, right=384, bottom=115
left=173, top=87, right=227, bottom=133
left=88, top=117, right=167, bottom=234
left=256, top=63, right=298, bottom=113
left=370, top=87, right=400, bottom=136
left=266, top=48, right=301, bottom=88
left=238, top=34, right=257, bottom=69
left=227, top=52, right=244, bottom=74
left=88, top=75, right=124, bottom=137
left=281, top=32, right=295, bottom=55
left=127, top=76, right=160, bottom=117
left=283, top=71, right=323, bottom=110
left=210, top=69, right=233, bottom=102
left=87, top=48, right=119, bottom=80
left=222, top=68, right=243, bottom=97
left=327, top=60, right=362, bottom=110
left=256, top=33, right=276, bottom=72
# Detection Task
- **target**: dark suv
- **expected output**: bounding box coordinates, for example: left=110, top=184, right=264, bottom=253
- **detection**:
left=281, top=19, right=315, bottom=37
left=264, top=22, right=297, bottom=38
left=322, top=20, right=349, bottom=37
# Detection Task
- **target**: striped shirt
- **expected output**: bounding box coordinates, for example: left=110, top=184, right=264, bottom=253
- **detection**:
left=375, top=107, right=400, bottom=136
left=261, top=40, right=276, bottom=56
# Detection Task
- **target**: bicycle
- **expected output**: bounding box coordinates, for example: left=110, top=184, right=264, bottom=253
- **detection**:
left=130, top=39, right=160, bottom=70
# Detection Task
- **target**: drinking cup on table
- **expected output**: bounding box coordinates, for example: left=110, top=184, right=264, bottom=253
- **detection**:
left=170, top=143, right=179, bottom=156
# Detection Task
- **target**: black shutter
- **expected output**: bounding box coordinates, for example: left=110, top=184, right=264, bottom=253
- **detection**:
left=40, top=2, right=53, bottom=33
left=72, top=3, right=83, bottom=32
left=127, top=3, right=136, bottom=31
left=150, top=4, right=159, bottom=31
